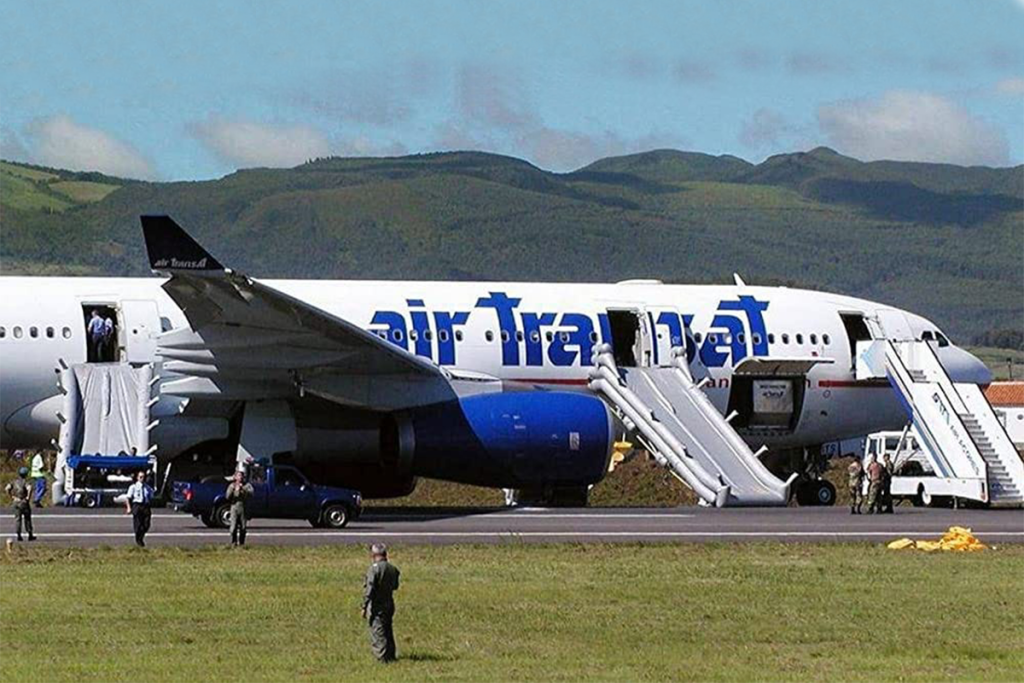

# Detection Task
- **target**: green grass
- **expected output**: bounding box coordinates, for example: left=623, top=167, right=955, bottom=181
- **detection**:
left=1, top=544, right=1021, bottom=682
left=49, top=180, right=120, bottom=203
left=0, top=167, right=73, bottom=212
left=967, top=346, right=1024, bottom=381
left=0, top=160, right=59, bottom=182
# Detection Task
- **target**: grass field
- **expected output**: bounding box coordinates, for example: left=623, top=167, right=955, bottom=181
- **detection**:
left=1, top=544, right=1022, bottom=683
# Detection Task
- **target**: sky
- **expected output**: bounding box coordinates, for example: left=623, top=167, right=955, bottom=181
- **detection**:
left=1, top=0, right=1023, bottom=180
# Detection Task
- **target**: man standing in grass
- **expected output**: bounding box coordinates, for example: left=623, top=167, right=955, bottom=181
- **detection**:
left=362, top=543, right=401, bottom=662
left=5, top=467, right=36, bottom=542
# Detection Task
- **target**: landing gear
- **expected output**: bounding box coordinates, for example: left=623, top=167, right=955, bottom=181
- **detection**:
left=795, top=479, right=836, bottom=507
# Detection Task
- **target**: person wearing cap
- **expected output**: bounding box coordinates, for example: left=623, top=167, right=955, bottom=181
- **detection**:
left=5, top=467, right=36, bottom=542
left=361, top=543, right=401, bottom=662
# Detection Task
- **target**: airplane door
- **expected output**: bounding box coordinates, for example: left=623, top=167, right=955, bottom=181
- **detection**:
left=644, top=306, right=685, bottom=367
left=121, top=299, right=161, bottom=363
left=871, top=309, right=914, bottom=341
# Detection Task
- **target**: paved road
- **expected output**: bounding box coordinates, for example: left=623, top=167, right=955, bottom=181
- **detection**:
left=5, top=505, right=1023, bottom=547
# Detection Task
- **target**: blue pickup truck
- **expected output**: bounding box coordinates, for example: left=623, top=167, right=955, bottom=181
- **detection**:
left=171, top=464, right=362, bottom=529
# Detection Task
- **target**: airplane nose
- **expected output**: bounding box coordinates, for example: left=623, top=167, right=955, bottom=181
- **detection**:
left=936, top=346, right=993, bottom=385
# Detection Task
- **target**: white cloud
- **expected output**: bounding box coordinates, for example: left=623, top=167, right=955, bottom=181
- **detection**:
left=25, top=115, right=155, bottom=179
left=817, top=91, right=1009, bottom=166
left=995, top=77, right=1024, bottom=95
left=190, top=117, right=331, bottom=168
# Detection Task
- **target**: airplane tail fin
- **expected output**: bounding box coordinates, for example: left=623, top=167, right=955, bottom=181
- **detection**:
left=141, top=215, right=224, bottom=273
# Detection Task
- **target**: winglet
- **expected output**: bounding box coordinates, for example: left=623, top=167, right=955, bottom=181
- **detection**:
left=141, top=215, right=224, bottom=273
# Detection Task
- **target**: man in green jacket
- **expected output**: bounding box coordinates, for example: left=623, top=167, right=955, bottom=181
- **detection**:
left=362, top=543, right=401, bottom=662
left=225, top=470, right=254, bottom=546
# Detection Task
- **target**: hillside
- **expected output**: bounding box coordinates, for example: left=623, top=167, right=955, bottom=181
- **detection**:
left=1, top=148, right=1021, bottom=340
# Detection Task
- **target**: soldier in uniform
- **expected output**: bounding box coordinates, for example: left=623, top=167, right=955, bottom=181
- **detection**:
left=225, top=470, right=254, bottom=546
left=865, top=454, right=884, bottom=514
left=882, top=453, right=896, bottom=514
left=6, top=467, right=37, bottom=541
left=362, top=543, right=401, bottom=662
left=847, top=458, right=864, bottom=514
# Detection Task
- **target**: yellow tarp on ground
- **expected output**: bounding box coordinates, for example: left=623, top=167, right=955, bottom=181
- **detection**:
left=887, top=526, right=987, bottom=552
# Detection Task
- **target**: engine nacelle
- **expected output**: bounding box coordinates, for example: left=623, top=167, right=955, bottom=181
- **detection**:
left=384, top=392, right=614, bottom=488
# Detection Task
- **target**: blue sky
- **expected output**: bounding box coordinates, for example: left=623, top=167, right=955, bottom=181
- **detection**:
left=2, top=0, right=1023, bottom=180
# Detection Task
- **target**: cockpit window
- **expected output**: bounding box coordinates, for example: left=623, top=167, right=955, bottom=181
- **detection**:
left=935, top=333, right=949, bottom=348
left=921, top=331, right=934, bottom=341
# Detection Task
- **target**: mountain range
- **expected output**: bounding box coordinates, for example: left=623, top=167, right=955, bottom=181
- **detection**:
left=1, top=147, right=1021, bottom=342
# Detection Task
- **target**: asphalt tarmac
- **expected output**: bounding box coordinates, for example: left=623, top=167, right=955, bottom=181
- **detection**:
left=5, top=505, right=1023, bottom=547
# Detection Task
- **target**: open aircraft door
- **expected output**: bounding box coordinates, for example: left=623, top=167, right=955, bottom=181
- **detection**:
left=121, top=299, right=162, bottom=364
left=869, top=309, right=914, bottom=341
left=644, top=306, right=686, bottom=367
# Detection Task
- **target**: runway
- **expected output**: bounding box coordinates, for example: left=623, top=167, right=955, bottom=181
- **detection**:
left=6, top=505, right=1024, bottom=547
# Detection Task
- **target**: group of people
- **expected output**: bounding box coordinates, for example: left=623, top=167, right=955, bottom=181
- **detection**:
left=848, top=453, right=896, bottom=514
left=86, top=309, right=117, bottom=362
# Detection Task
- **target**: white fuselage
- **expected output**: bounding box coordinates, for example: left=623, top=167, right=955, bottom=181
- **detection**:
left=0, top=276, right=987, bottom=455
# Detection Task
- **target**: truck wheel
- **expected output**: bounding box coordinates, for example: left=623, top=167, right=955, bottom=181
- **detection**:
left=321, top=504, right=349, bottom=529
left=213, top=504, right=231, bottom=529
left=200, top=513, right=217, bottom=528
left=796, top=480, right=835, bottom=506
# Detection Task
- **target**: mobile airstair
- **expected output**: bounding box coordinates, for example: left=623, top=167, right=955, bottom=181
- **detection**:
left=52, top=362, right=159, bottom=503
left=588, top=344, right=794, bottom=507
left=858, top=339, right=1024, bottom=507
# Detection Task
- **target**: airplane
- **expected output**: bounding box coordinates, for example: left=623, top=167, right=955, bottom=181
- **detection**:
left=0, top=216, right=992, bottom=507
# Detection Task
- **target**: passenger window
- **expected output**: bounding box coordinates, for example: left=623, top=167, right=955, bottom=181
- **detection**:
left=14, top=326, right=23, bottom=339
left=589, top=331, right=599, bottom=343
left=529, top=330, right=540, bottom=343
left=546, top=331, right=554, bottom=342
left=560, top=331, right=570, bottom=343
left=392, top=330, right=403, bottom=342
left=62, top=327, right=72, bottom=339
left=500, top=331, right=510, bottom=343
left=694, top=333, right=703, bottom=344
left=438, top=330, right=449, bottom=342
left=409, top=330, right=418, bottom=341
left=29, top=326, right=38, bottom=338
left=46, top=327, right=54, bottom=338
left=737, top=333, right=746, bottom=344
left=485, top=330, right=494, bottom=342
left=781, top=333, right=789, bottom=344
left=515, top=330, right=524, bottom=342
left=708, top=334, right=718, bottom=344
left=455, top=330, right=463, bottom=342
left=0, top=326, right=5, bottom=338
left=424, top=330, right=433, bottom=341
left=377, top=331, right=387, bottom=340
left=810, top=334, right=818, bottom=345
left=767, top=333, right=775, bottom=344
left=752, top=333, right=761, bottom=345
left=823, top=334, right=830, bottom=345
left=796, top=334, right=804, bottom=344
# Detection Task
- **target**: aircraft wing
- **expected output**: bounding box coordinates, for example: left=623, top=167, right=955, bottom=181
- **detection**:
left=141, top=215, right=454, bottom=410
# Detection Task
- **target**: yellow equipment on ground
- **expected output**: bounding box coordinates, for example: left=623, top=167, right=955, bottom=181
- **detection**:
left=887, top=526, right=987, bottom=552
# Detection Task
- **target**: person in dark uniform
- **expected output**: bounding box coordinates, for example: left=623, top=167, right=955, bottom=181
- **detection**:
left=6, top=467, right=36, bottom=542
left=362, top=543, right=401, bottom=662
left=124, top=470, right=154, bottom=547
left=882, top=453, right=896, bottom=514
left=225, top=470, right=254, bottom=546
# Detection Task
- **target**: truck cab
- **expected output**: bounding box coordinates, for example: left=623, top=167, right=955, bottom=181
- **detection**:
left=171, top=464, right=362, bottom=529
